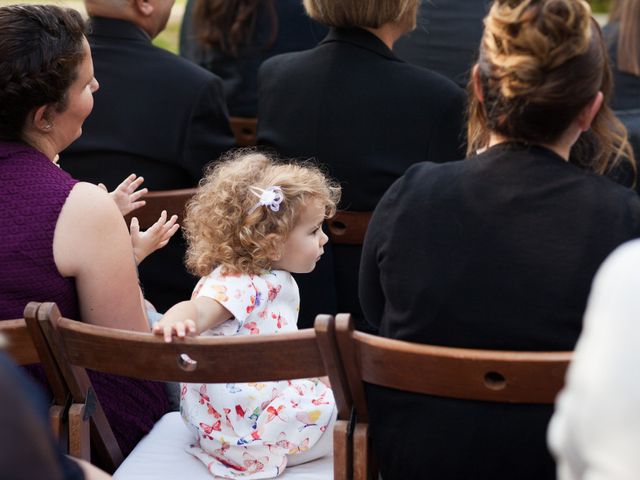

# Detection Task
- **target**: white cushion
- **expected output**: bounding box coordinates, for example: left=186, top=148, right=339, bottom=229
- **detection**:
left=114, top=412, right=333, bottom=479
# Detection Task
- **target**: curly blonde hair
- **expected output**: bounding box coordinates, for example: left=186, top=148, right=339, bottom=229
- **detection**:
left=467, top=0, right=635, bottom=176
left=184, top=150, right=341, bottom=276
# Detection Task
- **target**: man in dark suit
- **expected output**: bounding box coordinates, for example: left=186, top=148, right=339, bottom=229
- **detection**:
left=257, top=0, right=465, bottom=330
left=61, top=0, right=235, bottom=312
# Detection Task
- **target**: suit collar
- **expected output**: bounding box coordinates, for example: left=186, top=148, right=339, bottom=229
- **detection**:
left=88, top=16, right=151, bottom=43
left=321, top=28, right=400, bottom=61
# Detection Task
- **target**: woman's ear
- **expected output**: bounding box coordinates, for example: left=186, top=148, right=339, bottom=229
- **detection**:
left=472, top=64, right=484, bottom=103
left=31, top=105, right=53, bottom=133
left=576, top=91, right=604, bottom=132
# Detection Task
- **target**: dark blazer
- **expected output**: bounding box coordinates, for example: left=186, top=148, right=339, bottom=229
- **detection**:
left=394, top=0, right=490, bottom=88
left=180, top=0, right=327, bottom=117
left=61, top=17, right=235, bottom=311
left=258, top=27, right=465, bottom=328
left=360, top=143, right=640, bottom=480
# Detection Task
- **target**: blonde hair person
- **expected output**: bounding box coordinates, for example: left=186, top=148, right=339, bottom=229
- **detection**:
left=153, top=151, right=341, bottom=478
left=258, top=0, right=465, bottom=331
left=183, top=150, right=340, bottom=277
left=358, top=1, right=640, bottom=479
left=303, top=0, right=419, bottom=31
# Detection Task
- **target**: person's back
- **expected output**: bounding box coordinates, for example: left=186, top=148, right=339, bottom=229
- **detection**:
left=359, top=0, right=640, bottom=478
left=361, top=150, right=640, bottom=480
left=258, top=0, right=465, bottom=328
left=0, top=143, right=79, bottom=320
left=393, top=0, right=490, bottom=88
left=180, top=0, right=327, bottom=117
left=61, top=1, right=235, bottom=311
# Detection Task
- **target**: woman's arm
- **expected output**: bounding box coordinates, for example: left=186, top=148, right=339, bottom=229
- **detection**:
left=53, top=182, right=149, bottom=331
left=153, top=296, right=232, bottom=342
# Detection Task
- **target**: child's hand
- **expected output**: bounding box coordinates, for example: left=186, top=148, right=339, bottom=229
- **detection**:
left=100, top=173, right=148, bottom=216
left=130, top=210, right=180, bottom=265
left=152, top=317, right=197, bottom=343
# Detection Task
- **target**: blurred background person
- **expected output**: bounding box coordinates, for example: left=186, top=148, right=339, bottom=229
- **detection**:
left=258, top=0, right=466, bottom=329
left=180, top=0, right=327, bottom=117
left=603, top=0, right=640, bottom=170
left=394, top=0, right=490, bottom=88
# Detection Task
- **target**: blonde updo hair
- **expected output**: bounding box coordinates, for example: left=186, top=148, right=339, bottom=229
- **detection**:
left=467, top=0, right=635, bottom=175
left=184, top=150, right=341, bottom=277
left=303, top=0, right=419, bottom=29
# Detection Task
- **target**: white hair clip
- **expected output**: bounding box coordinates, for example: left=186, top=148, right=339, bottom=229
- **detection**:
left=247, top=185, right=284, bottom=215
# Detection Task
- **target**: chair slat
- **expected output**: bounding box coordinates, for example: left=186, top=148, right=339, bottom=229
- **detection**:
left=123, top=188, right=196, bottom=229
left=354, top=331, right=571, bottom=403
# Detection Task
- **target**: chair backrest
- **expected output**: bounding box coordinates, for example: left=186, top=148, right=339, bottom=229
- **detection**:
left=229, top=116, right=258, bottom=147
left=326, top=211, right=372, bottom=246
left=26, top=302, right=351, bottom=475
left=123, top=188, right=196, bottom=229
left=330, top=313, right=572, bottom=480
left=335, top=314, right=571, bottom=418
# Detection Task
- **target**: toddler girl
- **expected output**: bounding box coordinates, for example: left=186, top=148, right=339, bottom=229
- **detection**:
left=153, top=151, right=341, bottom=478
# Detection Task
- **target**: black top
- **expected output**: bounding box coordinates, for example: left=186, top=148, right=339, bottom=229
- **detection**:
left=61, top=17, right=236, bottom=311
left=393, top=0, right=490, bottom=88
left=0, top=353, right=84, bottom=480
left=258, top=27, right=466, bottom=328
left=179, top=0, right=327, bottom=117
left=359, top=143, right=640, bottom=480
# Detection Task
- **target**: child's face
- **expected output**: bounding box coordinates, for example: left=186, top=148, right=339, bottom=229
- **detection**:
left=271, top=199, right=328, bottom=274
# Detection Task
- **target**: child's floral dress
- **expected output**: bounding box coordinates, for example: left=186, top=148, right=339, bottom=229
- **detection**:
left=180, top=267, right=336, bottom=479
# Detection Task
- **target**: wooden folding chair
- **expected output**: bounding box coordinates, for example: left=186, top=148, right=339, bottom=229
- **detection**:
left=229, top=116, right=258, bottom=147
left=329, top=313, right=572, bottom=480
left=25, top=301, right=352, bottom=479
left=326, top=211, right=372, bottom=246
left=123, top=187, right=197, bottom=229
left=1, top=306, right=71, bottom=444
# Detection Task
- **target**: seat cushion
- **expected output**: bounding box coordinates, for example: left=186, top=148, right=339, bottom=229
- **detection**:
left=114, top=412, right=333, bottom=479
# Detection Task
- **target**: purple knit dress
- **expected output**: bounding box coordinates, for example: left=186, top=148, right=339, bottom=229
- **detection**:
left=0, top=141, right=168, bottom=456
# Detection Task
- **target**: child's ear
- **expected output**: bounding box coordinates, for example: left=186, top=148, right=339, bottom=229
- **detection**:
left=265, top=234, right=283, bottom=262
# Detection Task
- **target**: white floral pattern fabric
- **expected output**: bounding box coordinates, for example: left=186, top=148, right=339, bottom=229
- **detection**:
left=180, top=268, right=336, bottom=478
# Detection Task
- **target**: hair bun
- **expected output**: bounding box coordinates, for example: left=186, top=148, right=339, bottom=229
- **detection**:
left=482, top=0, right=592, bottom=98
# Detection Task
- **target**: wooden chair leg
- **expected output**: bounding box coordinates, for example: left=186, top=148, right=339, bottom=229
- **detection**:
left=353, top=423, right=369, bottom=480
left=69, top=403, right=90, bottom=461
left=49, top=404, right=67, bottom=451
left=333, top=419, right=352, bottom=480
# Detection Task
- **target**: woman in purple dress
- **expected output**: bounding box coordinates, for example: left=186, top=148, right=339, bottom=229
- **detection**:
left=0, top=5, right=168, bottom=457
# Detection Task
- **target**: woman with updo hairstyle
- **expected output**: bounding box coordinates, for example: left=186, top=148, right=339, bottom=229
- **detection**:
left=0, top=5, right=168, bottom=458
left=359, top=1, right=640, bottom=479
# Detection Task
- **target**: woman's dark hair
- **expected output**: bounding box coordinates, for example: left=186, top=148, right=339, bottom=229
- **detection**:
left=467, top=0, right=634, bottom=176
left=0, top=5, right=87, bottom=141
left=193, top=0, right=277, bottom=57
